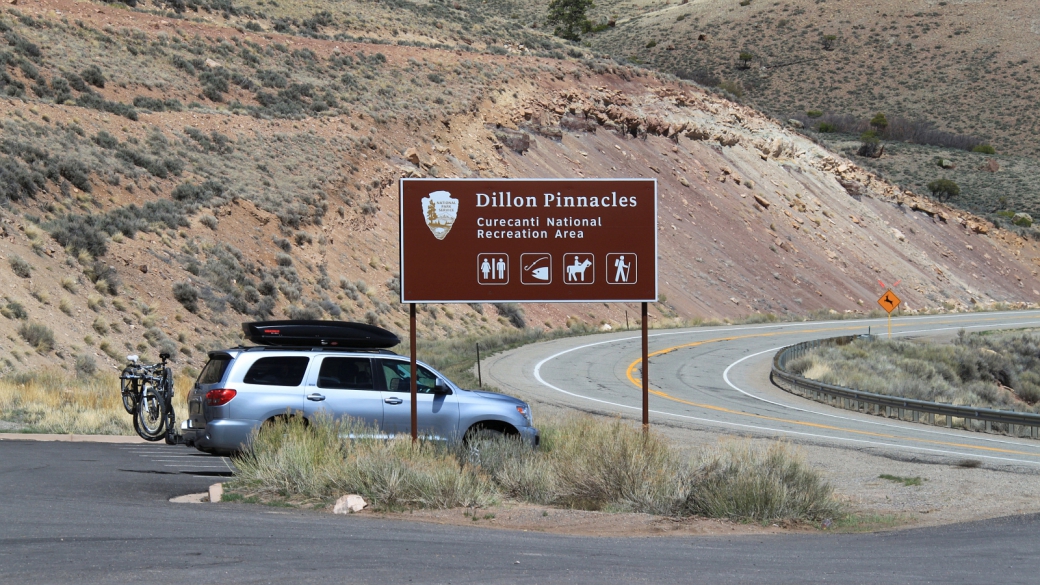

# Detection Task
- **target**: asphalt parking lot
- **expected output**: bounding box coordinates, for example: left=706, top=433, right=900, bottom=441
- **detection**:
left=3, top=438, right=1040, bottom=584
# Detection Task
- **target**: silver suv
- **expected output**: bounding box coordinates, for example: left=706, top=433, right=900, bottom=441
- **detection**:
left=180, top=347, right=538, bottom=455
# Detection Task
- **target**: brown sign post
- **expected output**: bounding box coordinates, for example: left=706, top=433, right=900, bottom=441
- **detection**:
left=400, top=178, right=658, bottom=438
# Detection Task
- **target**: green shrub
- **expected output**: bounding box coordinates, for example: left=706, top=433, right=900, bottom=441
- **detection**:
left=972, top=144, right=996, bottom=154
left=0, top=156, right=43, bottom=202
left=645, top=40, right=657, bottom=48
left=171, top=180, right=225, bottom=204
left=927, top=178, right=960, bottom=201
left=869, top=112, right=889, bottom=132
left=74, top=354, right=97, bottom=377
left=1012, top=213, right=1033, bottom=228
left=9, top=255, right=32, bottom=278
left=1, top=299, right=28, bottom=320
left=232, top=415, right=498, bottom=508
left=81, top=65, right=105, bottom=88
left=494, top=303, right=526, bottom=329
left=19, top=321, right=55, bottom=353
left=817, top=122, right=836, bottom=133
left=681, top=441, right=840, bottom=522
left=75, top=92, right=138, bottom=121
left=806, top=110, right=824, bottom=118
left=92, top=131, right=119, bottom=149
left=172, top=282, right=199, bottom=313
left=717, top=79, right=744, bottom=98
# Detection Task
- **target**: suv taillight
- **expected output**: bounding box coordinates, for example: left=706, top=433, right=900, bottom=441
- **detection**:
left=206, top=388, right=237, bottom=406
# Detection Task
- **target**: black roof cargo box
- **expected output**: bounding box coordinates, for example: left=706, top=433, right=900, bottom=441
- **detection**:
left=242, top=320, right=400, bottom=349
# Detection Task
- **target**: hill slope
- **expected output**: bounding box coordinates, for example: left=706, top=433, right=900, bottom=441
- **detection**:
left=0, top=0, right=1038, bottom=379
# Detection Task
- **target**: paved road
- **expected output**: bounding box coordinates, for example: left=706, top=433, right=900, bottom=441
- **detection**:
left=2, top=440, right=1040, bottom=584
left=485, top=310, right=1040, bottom=470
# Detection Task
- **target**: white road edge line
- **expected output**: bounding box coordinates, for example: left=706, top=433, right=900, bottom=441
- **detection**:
left=531, top=315, right=1040, bottom=466
left=720, top=321, right=1040, bottom=450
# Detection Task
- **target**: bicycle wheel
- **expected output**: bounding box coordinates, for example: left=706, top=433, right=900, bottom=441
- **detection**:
left=119, top=368, right=137, bottom=415
left=134, top=381, right=168, bottom=441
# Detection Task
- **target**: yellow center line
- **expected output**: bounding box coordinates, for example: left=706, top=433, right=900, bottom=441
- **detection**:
left=624, top=318, right=1040, bottom=457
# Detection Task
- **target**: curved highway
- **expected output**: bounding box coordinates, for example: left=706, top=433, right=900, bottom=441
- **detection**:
left=485, top=310, right=1040, bottom=469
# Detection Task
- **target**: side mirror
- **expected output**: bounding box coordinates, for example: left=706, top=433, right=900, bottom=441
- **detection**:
left=433, top=381, right=451, bottom=395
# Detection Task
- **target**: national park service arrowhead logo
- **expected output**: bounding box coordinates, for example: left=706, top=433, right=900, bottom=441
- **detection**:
left=422, top=190, right=458, bottom=240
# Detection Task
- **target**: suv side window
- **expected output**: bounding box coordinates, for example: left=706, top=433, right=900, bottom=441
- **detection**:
left=198, top=355, right=231, bottom=385
left=379, top=360, right=441, bottom=394
left=243, top=356, right=310, bottom=386
left=317, top=357, right=376, bottom=390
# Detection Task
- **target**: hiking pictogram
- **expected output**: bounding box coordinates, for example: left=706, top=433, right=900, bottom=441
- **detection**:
left=605, top=253, right=637, bottom=284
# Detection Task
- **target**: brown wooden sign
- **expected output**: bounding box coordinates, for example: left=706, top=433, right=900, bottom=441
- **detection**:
left=399, top=178, right=658, bottom=303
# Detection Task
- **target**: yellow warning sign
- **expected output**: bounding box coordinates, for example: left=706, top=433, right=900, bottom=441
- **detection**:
left=877, top=289, right=901, bottom=314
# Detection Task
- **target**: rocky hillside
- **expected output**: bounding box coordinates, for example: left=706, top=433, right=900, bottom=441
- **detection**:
left=1, top=0, right=1038, bottom=378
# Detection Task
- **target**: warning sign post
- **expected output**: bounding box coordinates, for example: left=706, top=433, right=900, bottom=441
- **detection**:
left=399, top=178, right=659, bottom=437
left=877, top=289, right=901, bottom=338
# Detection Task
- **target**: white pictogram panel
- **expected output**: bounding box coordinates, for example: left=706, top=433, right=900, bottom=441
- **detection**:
left=605, top=253, right=637, bottom=284
left=563, top=253, right=595, bottom=285
left=521, top=254, right=552, bottom=285
left=477, top=254, right=509, bottom=285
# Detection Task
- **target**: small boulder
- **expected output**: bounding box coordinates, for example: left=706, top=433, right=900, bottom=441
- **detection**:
left=333, top=494, right=367, bottom=514
left=404, top=147, right=421, bottom=166
left=753, top=194, right=771, bottom=208
left=787, top=119, right=804, bottom=129
left=204, top=58, right=223, bottom=69
left=1012, top=213, right=1033, bottom=228
left=980, top=159, right=1000, bottom=173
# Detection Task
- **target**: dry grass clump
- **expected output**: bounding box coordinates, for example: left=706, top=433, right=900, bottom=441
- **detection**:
left=231, top=415, right=498, bottom=509
left=232, top=414, right=842, bottom=523
left=791, top=329, right=1040, bottom=411
left=0, top=369, right=191, bottom=435
left=680, top=441, right=841, bottom=521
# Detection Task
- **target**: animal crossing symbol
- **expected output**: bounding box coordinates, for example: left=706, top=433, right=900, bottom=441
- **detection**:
left=605, top=253, right=637, bottom=285
left=563, top=253, right=595, bottom=285
left=477, top=253, right=508, bottom=285
left=521, top=254, right=552, bottom=285
left=877, top=289, right=901, bottom=313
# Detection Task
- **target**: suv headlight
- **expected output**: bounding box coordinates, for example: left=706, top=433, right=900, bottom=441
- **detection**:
left=516, top=404, right=531, bottom=424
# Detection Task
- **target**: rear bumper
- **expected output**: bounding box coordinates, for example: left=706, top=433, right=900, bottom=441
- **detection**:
left=185, top=419, right=258, bottom=454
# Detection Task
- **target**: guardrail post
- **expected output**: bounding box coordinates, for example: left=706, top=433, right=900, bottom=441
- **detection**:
left=946, top=415, right=952, bottom=428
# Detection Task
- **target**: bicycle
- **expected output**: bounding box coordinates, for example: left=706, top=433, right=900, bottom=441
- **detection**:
left=120, top=353, right=177, bottom=443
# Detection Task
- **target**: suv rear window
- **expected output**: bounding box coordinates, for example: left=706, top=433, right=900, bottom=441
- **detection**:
left=198, top=355, right=232, bottom=385
left=243, top=357, right=310, bottom=387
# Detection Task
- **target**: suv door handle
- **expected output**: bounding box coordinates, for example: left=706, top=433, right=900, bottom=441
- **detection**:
left=384, top=397, right=403, bottom=405
left=306, top=393, right=326, bottom=402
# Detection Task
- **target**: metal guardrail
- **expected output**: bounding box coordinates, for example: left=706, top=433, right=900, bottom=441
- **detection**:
left=771, top=335, right=1040, bottom=439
